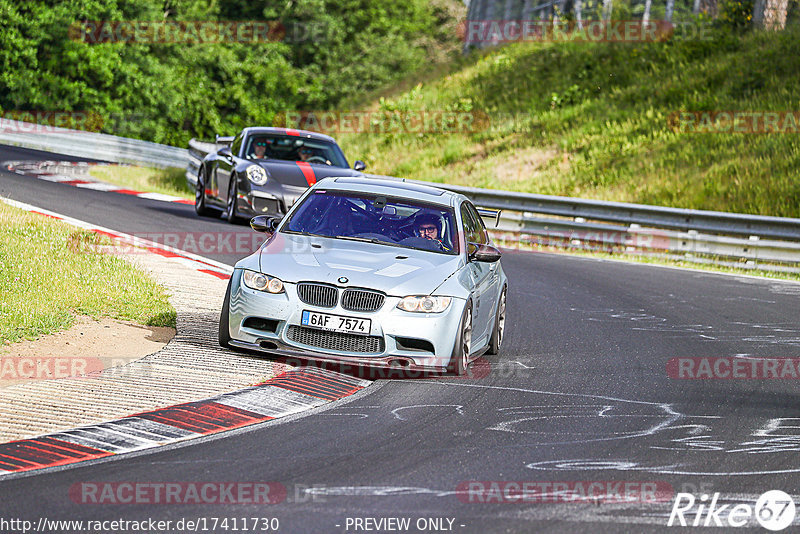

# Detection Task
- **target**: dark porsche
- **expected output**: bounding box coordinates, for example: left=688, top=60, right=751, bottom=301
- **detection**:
left=194, top=127, right=366, bottom=222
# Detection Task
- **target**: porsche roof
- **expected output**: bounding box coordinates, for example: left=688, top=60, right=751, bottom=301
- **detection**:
left=242, top=127, right=337, bottom=143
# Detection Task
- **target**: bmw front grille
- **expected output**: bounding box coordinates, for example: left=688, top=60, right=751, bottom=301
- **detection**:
left=341, top=289, right=385, bottom=312
left=296, top=282, right=338, bottom=308
left=296, top=283, right=385, bottom=312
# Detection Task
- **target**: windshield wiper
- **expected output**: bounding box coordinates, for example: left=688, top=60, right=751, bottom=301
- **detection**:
left=283, top=230, right=328, bottom=238
left=335, top=235, right=410, bottom=249
left=335, top=235, right=386, bottom=244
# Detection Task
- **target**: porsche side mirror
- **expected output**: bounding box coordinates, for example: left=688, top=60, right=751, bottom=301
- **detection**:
left=218, top=146, right=232, bottom=159
left=250, top=215, right=283, bottom=233
left=468, top=242, right=501, bottom=263
left=353, top=160, right=366, bottom=172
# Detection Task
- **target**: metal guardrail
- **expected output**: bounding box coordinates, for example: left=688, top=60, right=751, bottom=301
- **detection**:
left=0, top=120, right=189, bottom=168
left=438, top=184, right=800, bottom=242
left=492, top=212, right=800, bottom=269
left=185, top=138, right=800, bottom=273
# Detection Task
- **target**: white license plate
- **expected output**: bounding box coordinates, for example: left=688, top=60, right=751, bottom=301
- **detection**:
left=301, top=310, right=371, bottom=335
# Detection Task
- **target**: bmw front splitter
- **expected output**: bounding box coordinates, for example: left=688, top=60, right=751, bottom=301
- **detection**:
left=227, top=338, right=450, bottom=375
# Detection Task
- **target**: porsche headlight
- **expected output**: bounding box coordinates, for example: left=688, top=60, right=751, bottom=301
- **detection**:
left=246, top=165, right=268, bottom=186
left=397, top=295, right=452, bottom=313
left=242, top=270, right=284, bottom=293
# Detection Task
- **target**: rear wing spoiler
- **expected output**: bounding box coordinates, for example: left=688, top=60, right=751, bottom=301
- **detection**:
left=216, top=135, right=234, bottom=146
left=477, top=208, right=501, bottom=227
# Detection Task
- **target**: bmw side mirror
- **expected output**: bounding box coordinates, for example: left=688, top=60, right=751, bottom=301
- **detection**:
left=468, top=242, right=501, bottom=263
left=250, top=215, right=283, bottom=233
left=353, top=160, right=366, bottom=172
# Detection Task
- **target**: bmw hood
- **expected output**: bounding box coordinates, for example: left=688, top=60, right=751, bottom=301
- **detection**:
left=257, top=233, right=463, bottom=296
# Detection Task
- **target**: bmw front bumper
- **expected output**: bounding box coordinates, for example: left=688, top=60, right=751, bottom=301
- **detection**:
left=227, top=270, right=466, bottom=372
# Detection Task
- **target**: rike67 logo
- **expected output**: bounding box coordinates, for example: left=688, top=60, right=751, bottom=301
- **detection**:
left=668, top=490, right=796, bottom=531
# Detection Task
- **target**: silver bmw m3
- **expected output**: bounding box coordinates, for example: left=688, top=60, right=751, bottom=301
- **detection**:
left=219, top=176, right=508, bottom=375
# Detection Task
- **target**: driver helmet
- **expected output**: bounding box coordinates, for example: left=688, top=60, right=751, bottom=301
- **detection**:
left=414, top=212, right=441, bottom=238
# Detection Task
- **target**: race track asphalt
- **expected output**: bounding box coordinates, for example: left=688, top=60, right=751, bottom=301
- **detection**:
left=2, top=144, right=799, bottom=533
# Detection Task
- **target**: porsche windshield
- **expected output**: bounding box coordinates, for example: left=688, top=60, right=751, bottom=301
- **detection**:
left=284, top=190, right=459, bottom=255
left=245, top=134, right=348, bottom=168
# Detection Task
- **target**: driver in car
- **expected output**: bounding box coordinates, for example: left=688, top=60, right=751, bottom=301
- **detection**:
left=297, top=146, right=316, bottom=162
left=415, top=213, right=450, bottom=251
left=253, top=141, right=268, bottom=159
left=297, top=146, right=332, bottom=165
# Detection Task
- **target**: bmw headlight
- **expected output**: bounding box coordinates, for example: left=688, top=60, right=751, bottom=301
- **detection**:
left=397, top=295, right=452, bottom=313
left=242, top=270, right=284, bottom=293
left=246, top=165, right=268, bottom=186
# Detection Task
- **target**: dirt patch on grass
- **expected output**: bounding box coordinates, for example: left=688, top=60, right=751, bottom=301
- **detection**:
left=0, top=316, right=175, bottom=388
left=491, top=146, right=560, bottom=186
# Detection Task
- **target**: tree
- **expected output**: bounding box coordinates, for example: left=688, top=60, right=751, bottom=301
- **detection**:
left=602, top=0, right=613, bottom=20
left=753, top=0, right=789, bottom=28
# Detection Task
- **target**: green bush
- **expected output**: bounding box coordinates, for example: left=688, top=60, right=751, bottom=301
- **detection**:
left=717, top=0, right=755, bottom=29
left=0, top=0, right=464, bottom=146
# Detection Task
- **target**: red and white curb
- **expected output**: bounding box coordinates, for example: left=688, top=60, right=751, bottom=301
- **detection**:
left=1, top=196, right=232, bottom=279
left=0, top=368, right=370, bottom=475
left=3, top=160, right=194, bottom=205
left=0, top=197, right=373, bottom=474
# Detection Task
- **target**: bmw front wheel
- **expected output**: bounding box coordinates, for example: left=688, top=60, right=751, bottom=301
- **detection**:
left=448, top=302, right=473, bottom=376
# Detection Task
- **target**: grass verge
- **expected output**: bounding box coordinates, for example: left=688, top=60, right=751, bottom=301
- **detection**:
left=0, top=202, right=177, bottom=343
left=88, top=165, right=192, bottom=200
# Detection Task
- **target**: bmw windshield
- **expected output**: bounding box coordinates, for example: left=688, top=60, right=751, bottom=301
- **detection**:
left=283, top=190, right=459, bottom=255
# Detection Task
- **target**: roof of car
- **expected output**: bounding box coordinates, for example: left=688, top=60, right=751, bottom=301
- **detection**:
left=314, top=176, right=461, bottom=206
left=242, top=127, right=337, bottom=143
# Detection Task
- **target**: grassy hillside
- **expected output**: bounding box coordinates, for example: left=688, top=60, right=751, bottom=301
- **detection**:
left=338, top=25, right=800, bottom=217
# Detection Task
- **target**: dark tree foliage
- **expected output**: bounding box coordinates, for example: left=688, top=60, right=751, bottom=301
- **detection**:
left=0, top=0, right=462, bottom=145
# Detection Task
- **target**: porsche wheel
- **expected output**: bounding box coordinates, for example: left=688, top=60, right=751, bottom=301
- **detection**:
left=225, top=177, right=241, bottom=223
left=195, top=168, right=213, bottom=216
left=448, top=302, right=473, bottom=376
